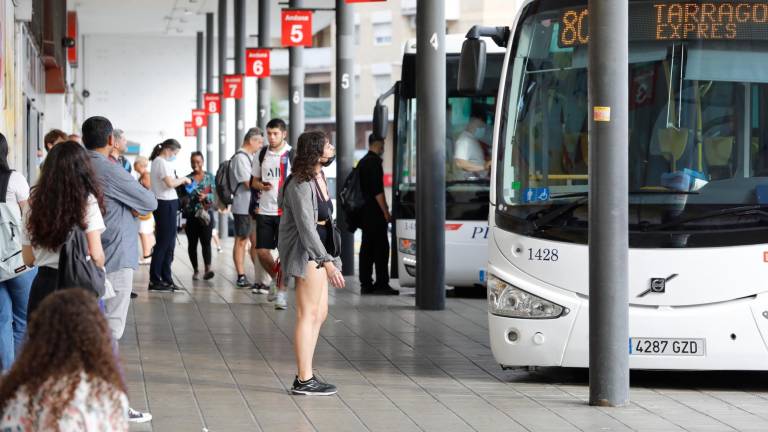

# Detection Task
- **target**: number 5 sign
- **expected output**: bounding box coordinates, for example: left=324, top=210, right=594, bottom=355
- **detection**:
left=223, top=75, right=244, bottom=99
left=246, top=49, right=270, bottom=78
left=282, top=10, right=313, bottom=47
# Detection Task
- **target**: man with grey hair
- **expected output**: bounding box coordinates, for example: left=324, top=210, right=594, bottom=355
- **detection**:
left=231, top=127, right=265, bottom=287
left=110, top=128, right=132, bottom=173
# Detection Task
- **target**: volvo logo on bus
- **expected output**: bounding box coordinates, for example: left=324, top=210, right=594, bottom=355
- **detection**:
left=638, top=274, right=678, bottom=297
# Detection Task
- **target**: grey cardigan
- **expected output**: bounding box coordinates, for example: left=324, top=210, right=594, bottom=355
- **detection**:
left=278, top=177, right=341, bottom=283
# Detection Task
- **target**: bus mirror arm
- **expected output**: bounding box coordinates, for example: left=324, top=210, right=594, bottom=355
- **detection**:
left=373, top=83, right=398, bottom=140
left=465, top=26, right=510, bottom=48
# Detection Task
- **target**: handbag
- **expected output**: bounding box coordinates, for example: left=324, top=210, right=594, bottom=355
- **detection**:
left=327, top=218, right=342, bottom=258
left=195, top=207, right=211, bottom=226
left=57, top=228, right=105, bottom=297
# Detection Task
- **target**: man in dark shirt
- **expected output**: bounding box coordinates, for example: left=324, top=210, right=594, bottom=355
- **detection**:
left=357, top=135, right=398, bottom=295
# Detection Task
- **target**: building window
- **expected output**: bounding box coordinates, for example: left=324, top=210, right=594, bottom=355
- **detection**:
left=372, top=22, right=392, bottom=46
left=373, top=73, right=391, bottom=98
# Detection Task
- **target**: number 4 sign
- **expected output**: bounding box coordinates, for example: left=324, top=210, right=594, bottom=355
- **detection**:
left=223, top=75, right=244, bottom=99
left=282, top=10, right=313, bottom=47
left=246, top=49, right=270, bottom=78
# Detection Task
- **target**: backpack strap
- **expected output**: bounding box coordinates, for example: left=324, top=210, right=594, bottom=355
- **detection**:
left=0, top=171, right=12, bottom=204
left=258, top=146, right=268, bottom=165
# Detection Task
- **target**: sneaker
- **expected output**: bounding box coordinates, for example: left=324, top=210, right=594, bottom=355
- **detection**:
left=267, top=284, right=278, bottom=302
left=275, top=291, right=288, bottom=310
left=127, top=407, right=153, bottom=423
left=139, top=257, right=151, bottom=265
left=217, top=246, right=223, bottom=253
left=251, top=283, right=268, bottom=295
left=371, top=285, right=400, bottom=296
left=291, top=376, right=337, bottom=396
left=148, top=281, right=173, bottom=292
left=203, top=271, right=215, bottom=280
left=236, top=275, right=250, bottom=288
left=192, top=271, right=200, bottom=281
left=130, top=291, right=138, bottom=299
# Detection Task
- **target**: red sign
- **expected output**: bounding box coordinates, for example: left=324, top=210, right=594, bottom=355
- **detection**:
left=246, top=49, right=271, bottom=78
left=204, top=93, right=221, bottom=114
left=223, top=75, right=244, bottom=99
left=184, top=122, right=196, bottom=137
left=345, top=0, right=386, bottom=2
left=192, top=109, right=207, bottom=128
left=281, top=10, right=313, bottom=47
left=67, top=12, right=78, bottom=67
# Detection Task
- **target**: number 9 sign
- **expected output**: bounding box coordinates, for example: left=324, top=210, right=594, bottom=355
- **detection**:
left=282, top=10, right=313, bottom=47
left=246, top=49, right=270, bottom=78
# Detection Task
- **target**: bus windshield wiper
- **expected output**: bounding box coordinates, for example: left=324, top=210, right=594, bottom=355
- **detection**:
left=528, top=190, right=699, bottom=232
left=642, top=204, right=768, bottom=232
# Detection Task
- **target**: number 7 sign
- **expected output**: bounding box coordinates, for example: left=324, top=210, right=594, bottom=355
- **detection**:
left=282, top=10, right=313, bottom=47
left=246, top=49, right=270, bottom=78
left=223, top=75, right=244, bottom=99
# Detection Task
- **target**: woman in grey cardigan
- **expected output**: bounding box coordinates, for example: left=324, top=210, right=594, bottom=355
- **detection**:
left=278, top=131, right=345, bottom=396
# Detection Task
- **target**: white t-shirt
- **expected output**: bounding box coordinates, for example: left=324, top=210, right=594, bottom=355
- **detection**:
left=21, top=194, right=105, bottom=269
left=0, top=372, right=128, bottom=432
left=230, top=150, right=254, bottom=215
left=5, top=171, right=30, bottom=205
left=252, top=144, right=292, bottom=216
left=150, top=157, right=178, bottom=200
left=454, top=131, right=489, bottom=179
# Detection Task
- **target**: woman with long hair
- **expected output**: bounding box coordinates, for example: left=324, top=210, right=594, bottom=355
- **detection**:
left=0, top=289, right=128, bottom=431
left=183, top=151, right=215, bottom=281
left=21, top=141, right=106, bottom=316
left=278, top=131, right=345, bottom=396
left=0, top=132, right=38, bottom=372
left=148, top=139, right=190, bottom=291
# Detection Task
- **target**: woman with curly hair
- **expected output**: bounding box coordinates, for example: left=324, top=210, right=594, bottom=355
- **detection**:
left=21, top=141, right=106, bottom=316
left=0, top=289, right=128, bottom=431
left=278, top=130, right=345, bottom=396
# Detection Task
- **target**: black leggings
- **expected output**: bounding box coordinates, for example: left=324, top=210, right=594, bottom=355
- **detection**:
left=27, top=266, right=58, bottom=318
left=150, top=199, right=179, bottom=284
left=185, top=215, right=212, bottom=271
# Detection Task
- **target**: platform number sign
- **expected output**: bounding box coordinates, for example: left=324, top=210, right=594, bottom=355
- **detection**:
left=191, top=109, right=207, bottom=128
left=345, top=0, right=386, bottom=2
left=282, top=10, right=313, bottom=47
left=184, top=121, right=196, bottom=137
left=223, top=75, right=244, bottom=99
left=246, top=49, right=271, bottom=78
left=203, top=93, right=221, bottom=114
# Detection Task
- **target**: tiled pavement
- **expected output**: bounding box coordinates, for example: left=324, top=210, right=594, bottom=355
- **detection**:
left=122, top=238, right=768, bottom=432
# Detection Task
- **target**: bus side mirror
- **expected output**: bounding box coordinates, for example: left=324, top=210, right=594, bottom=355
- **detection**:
left=373, top=103, right=389, bottom=140
left=458, top=38, right=487, bottom=95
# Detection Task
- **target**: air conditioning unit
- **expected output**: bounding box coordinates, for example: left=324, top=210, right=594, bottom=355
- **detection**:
left=14, top=0, right=33, bottom=22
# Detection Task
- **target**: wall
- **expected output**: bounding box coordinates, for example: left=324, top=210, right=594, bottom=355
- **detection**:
left=82, top=34, right=199, bottom=163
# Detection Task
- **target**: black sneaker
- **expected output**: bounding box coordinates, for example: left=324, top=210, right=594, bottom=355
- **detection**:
left=291, top=376, right=337, bottom=396
left=372, top=285, right=400, bottom=296
left=203, top=271, right=215, bottom=280
left=148, top=281, right=173, bottom=292
left=130, top=291, right=138, bottom=299
left=236, top=275, right=250, bottom=288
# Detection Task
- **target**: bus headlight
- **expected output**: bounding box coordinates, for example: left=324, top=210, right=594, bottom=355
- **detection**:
left=398, top=238, right=416, bottom=255
left=487, top=275, right=566, bottom=319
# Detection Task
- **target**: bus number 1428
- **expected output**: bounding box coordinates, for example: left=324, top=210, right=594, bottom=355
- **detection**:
left=528, top=248, right=559, bottom=261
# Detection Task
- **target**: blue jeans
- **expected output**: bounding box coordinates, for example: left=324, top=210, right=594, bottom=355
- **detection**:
left=0, top=268, right=37, bottom=371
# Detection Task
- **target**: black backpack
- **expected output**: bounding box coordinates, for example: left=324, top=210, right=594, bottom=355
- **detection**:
left=214, top=150, right=248, bottom=209
left=57, top=228, right=105, bottom=297
left=339, top=167, right=365, bottom=220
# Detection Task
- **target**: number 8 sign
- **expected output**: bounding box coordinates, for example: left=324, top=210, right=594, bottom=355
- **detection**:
left=246, top=49, right=270, bottom=78
left=281, top=10, right=312, bottom=47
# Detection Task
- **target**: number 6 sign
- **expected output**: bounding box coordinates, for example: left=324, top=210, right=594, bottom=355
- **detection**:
left=281, top=10, right=313, bottom=47
left=246, top=49, right=270, bottom=78
left=223, top=75, right=244, bottom=99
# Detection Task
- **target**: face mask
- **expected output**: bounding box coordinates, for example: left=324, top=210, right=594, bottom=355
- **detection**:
left=473, top=127, right=486, bottom=140
left=322, top=156, right=335, bottom=167
left=167, top=155, right=177, bottom=162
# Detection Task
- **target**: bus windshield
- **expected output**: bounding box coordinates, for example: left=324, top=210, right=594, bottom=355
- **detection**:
left=397, top=54, right=502, bottom=220
left=497, top=0, right=768, bottom=244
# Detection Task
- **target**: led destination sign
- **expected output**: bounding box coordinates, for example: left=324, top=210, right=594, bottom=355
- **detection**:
left=559, top=2, right=768, bottom=47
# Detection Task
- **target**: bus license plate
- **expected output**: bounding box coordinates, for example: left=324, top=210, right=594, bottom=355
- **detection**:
left=630, top=338, right=705, bottom=356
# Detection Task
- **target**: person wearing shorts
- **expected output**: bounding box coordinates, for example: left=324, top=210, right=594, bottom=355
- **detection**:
left=231, top=128, right=263, bottom=288
left=251, top=118, right=291, bottom=310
